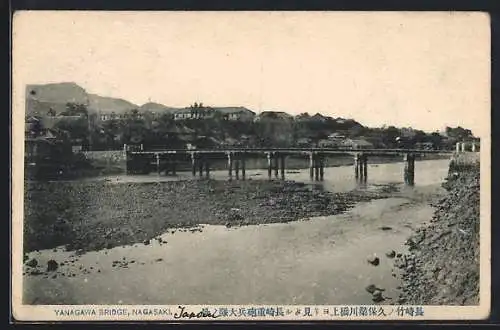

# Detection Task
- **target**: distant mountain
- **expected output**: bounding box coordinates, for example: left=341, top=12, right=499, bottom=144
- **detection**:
left=25, top=82, right=139, bottom=116
left=138, top=102, right=181, bottom=114
left=26, top=82, right=89, bottom=104
left=88, top=94, right=138, bottom=114
left=25, top=82, right=89, bottom=116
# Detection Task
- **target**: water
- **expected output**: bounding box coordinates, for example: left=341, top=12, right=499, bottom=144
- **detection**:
left=22, top=158, right=451, bottom=305
left=99, top=158, right=451, bottom=194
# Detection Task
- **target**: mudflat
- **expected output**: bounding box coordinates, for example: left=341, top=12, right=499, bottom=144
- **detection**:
left=22, top=178, right=445, bottom=305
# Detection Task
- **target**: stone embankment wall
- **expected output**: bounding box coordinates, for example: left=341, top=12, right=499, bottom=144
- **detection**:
left=398, top=152, right=480, bottom=305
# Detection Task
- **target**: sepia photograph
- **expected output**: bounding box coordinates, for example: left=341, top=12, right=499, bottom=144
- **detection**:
left=11, top=11, right=490, bottom=321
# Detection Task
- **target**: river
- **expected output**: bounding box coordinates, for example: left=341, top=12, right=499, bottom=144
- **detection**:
left=22, top=159, right=451, bottom=305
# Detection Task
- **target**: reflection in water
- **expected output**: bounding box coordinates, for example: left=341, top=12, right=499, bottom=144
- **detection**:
left=95, top=159, right=450, bottom=195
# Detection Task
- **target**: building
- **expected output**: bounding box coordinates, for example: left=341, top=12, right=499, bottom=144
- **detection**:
left=99, top=111, right=140, bottom=121
left=339, top=138, right=374, bottom=149
left=254, top=111, right=293, bottom=122
left=327, top=132, right=347, bottom=140
left=318, top=139, right=341, bottom=148
left=173, top=107, right=216, bottom=120
left=214, top=107, right=256, bottom=121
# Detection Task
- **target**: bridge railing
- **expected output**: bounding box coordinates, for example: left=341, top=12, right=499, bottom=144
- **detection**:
left=127, top=147, right=454, bottom=155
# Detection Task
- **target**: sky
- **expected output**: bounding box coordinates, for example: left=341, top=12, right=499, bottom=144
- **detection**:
left=13, top=11, right=490, bottom=136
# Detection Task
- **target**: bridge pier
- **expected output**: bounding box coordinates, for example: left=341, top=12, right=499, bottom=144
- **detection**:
left=319, top=155, right=325, bottom=181
left=309, top=152, right=315, bottom=180
left=404, top=153, right=415, bottom=186
left=235, top=157, right=240, bottom=180
left=354, top=154, right=360, bottom=179
left=198, top=155, right=204, bottom=177
left=267, top=153, right=272, bottom=180
left=274, top=153, right=279, bottom=178
left=314, top=156, right=320, bottom=181
left=172, top=156, right=176, bottom=175
left=241, top=154, right=246, bottom=180
left=354, top=153, right=368, bottom=182
left=362, top=154, right=368, bottom=181
left=280, top=154, right=286, bottom=180
left=191, top=153, right=197, bottom=176
left=227, top=153, right=233, bottom=180
left=205, top=157, right=210, bottom=178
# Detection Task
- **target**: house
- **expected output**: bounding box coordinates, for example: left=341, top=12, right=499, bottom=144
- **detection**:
left=339, top=138, right=374, bottom=149
left=296, top=137, right=313, bottom=147
left=99, top=111, right=132, bottom=121
left=214, top=107, right=256, bottom=121
left=327, top=132, right=346, bottom=140
left=254, top=111, right=293, bottom=122
left=318, top=139, right=341, bottom=148
left=415, top=142, right=435, bottom=150
left=173, top=107, right=216, bottom=120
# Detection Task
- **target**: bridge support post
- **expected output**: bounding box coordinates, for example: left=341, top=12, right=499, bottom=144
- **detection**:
left=235, top=156, right=240, bottom=180
left=125, top=150, right=130, bottom=175
left=205, top=157, right=210, bottom=178
left=309, top=152, right=314, bottom=180
left=228, top=153, right=233, bottom=180
left=362, top=154, right=368, bottom=181
left=456, top=142, right=461, bottom=152
left=156, top=153, right=160, bottom=176
left=461, top=142, right=466, bottom=152
left=472, top=142, right=476, bottom=152
left=354, top=153, right=360, bottom=180
left=404, top=153, right=415, bottom=186
left=191, top=153, right=197, bottom=177
left=198, top=155, right=204, bottom=177
left=319, top=155, right=324, bottom=181
left=274, top=153, right=279, bottom=178
left=280, top=154, right=286, bottom=180
left=314, top=155, right=320, bottom=181
left=241, top=154, right=246, bottom=180
left=267, top=153, right=272, bottom=180
left=171, top=156, right=176, bottom=176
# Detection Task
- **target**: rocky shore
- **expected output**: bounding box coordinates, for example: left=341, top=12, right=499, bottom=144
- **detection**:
left=396, top=155, right=480, bottom=305
left=24, top=178, right=399, bottom=254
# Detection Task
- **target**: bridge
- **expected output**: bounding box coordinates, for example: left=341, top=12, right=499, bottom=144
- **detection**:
left=124, top=146, right=463, bottom=186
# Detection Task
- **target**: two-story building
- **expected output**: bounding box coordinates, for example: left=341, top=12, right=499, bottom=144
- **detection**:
left=215, top=107, right=256, bottom=121
left=173, top=107, right=216, bottom=120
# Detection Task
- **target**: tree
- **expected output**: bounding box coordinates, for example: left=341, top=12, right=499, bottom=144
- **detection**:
left=382, top=126, right=400, bottom=148
left=445, top=126, right=474, bottom=141
left=62, top=103, right=88, bottom=117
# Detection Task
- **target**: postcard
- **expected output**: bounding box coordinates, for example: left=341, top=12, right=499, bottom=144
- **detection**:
left=11, top=11, right=490, bottom=321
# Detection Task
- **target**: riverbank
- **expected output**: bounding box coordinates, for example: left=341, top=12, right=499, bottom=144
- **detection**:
left=24, top=179, right=401, bottom=253
left=21, top=158, right=452, bottom=305
left=22, top=182, right=444, bottom=305
left=396, top=153, right=480, bottom=305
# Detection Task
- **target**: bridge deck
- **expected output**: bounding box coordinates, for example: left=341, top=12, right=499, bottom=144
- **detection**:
left=128, top=148, right=455, bottom=157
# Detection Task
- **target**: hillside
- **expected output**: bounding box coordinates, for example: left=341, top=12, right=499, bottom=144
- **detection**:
left=25, top=82, right=89, bottom=116
left=26, top=82, right=89, bottom=104
left=138, top=102, right=181, bottom=114
left=88, top=94, right=138, bottom=114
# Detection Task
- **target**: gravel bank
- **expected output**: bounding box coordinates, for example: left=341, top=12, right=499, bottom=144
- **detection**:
left=24, top=179, right=399, bottom=253
left=396, top=156, right=480, bottom=305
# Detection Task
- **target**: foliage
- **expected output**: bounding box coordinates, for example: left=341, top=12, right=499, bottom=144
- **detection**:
left=27, top=103, right=476, bottom=151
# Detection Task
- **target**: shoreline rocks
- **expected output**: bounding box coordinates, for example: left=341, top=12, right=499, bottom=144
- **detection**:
left=24, top=179, right=401, bottom=254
